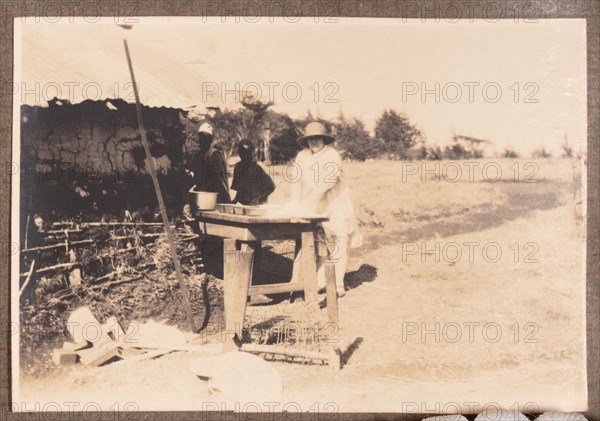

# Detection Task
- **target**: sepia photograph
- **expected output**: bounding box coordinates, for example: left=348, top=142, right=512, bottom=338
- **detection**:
left=9, top=13, right=590, bottom=418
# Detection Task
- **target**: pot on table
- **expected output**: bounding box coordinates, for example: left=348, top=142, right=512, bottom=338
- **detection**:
left=189, top=186, right=218, bottom=211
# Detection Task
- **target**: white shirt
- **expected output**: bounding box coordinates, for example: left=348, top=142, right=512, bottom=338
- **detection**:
left=291, top=145, right=362, bottom=246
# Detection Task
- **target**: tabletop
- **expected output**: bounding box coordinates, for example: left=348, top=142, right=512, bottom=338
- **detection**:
left=196, top=210, right=328, bottom=225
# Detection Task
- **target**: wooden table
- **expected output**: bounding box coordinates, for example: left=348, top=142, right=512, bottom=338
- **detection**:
left=196, top=210, right=328, bottom=346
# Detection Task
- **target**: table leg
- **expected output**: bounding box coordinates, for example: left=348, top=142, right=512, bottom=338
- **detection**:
left=325, top=264, right=338, bottom=325
left=286, top=237, right=302, bottom=303
left=223, top=238, right=254, bottom=350
left=300, top=231, right=318, bottom=305
left=199, top=233, right=224, bottom=280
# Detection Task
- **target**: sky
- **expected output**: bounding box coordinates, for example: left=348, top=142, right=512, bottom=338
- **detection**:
left=17, top=17, right=587, bottom=155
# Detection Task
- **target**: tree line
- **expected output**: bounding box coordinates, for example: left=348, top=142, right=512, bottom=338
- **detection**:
left=186, top=99, right=572, bottom=163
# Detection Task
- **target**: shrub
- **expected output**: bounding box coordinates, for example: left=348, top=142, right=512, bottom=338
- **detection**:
left=532, top=147, right=552, bottom=158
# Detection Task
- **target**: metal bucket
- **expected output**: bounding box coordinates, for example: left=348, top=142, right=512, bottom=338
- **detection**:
left=189, top=187, right=218, bottom=211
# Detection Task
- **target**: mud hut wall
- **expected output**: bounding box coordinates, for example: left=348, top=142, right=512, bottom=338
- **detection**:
left=19, top=100, right=193, bottom=222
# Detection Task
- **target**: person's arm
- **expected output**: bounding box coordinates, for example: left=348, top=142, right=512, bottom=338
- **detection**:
left=211, top=151, right=230, bottom=192
left=254, top=164, right=276, bottom=204
left=231, top=163, right=241, bottom=192
left=230, top=164, right=240, bottom=203
left=190, top=153, right=202, bottom=190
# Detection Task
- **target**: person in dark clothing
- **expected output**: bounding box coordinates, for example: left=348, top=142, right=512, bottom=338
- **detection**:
left=231, top=139, right=275, bottom=205
left=189, top=122, right=231, bottom=204
left=188, top=122, right=231, bottom=279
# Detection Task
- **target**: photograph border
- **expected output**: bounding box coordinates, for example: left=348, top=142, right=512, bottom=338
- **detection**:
left=0, top=1, right=598, bottom=419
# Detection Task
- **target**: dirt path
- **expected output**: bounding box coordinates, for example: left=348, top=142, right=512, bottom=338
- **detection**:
left=280, top=201, right=586, bottom=412
left=18, top=161, right=587, bottom=414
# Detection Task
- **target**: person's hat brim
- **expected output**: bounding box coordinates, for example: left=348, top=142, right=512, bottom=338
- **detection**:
left=296, top=134, right=335, bottom=148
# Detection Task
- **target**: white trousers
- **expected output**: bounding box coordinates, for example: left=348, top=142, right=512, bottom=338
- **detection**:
left=316, top=235, right=348, bottom=292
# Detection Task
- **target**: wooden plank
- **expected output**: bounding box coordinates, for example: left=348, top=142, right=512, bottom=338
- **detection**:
left=197, top=210, right=328, bottom=225
left=324, top=265, right=341, bottom=375
left=300, top=231, right=318, bottom=305
left=52, top=348, right=78, bottom=365
left=223, top=239, right=253, bottom=346
left=248, top=224, right=313, bottom=241
left=325, top=264, right=339, bottom=326
left=118, top=342, right=223, bottom=354
left=102, top=316, right=125, bottom=341
left=67, top=307, right=104, bottom=343
left=202, top=223, right=250, bottom=241
left=78, top=341, right=120, bottom=366
left=201, top=221, right=315, bottom=242
left=290, top=238, right=302, bottom=284
left=112, top=349, right=173, bottom=366
left=241, top=343, right=329, bottom=361
left=62, top=341, right=90, bottom=352
left=248, top=282, right=305, bottom=296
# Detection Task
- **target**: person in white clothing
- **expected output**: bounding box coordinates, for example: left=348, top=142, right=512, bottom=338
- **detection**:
left=290, top=122, right=362, bottom=297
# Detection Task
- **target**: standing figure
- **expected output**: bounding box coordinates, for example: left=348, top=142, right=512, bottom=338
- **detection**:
left=189, top=122, right=231, bottom=204
left=291, top=122, right=362, bottom=297
left=231, top=139, right=275, bottom=206
left=187, top=122, right=231, bottom=279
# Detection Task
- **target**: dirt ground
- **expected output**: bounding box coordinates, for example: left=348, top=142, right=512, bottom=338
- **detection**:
left=16, top=158, right=587, bottom=414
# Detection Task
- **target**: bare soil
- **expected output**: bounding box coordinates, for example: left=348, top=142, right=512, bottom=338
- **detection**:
left=17, top=158, right=587, bottom=414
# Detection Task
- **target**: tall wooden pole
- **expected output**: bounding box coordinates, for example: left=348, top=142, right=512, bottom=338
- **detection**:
left=123, top=40, right=196, bottom=332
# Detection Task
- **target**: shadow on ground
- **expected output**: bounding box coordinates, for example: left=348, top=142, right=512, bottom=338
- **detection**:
left=380, top=180, right=565, bottom=245
left=345, top=264, right=378, bottom=291
left=341, top=337, right=364, bottom=368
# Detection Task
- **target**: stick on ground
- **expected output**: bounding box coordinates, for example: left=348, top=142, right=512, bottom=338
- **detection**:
left=19, top=259, right=36, bottom=297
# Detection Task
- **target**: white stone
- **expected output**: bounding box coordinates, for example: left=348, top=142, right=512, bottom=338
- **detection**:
left=536, top=413, right=587, bottom=421
left=475, top=410, right=530, bottom=421
left=423, top=415, right=469, bottom=421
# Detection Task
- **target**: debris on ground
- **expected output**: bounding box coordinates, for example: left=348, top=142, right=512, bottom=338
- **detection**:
left=52, top=306, right=222, bottom=368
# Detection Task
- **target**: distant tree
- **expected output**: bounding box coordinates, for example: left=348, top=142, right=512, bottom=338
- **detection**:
left=205, top=108, right=244, bottom=160
left=240, top=95, right=272, bottom=114
left=200, top=96, right=274, bottom=161
left=443, top=134, right=491, bottom=159
left=416, top=144, right=443, bottom=160
left=503, top=148, right=519, bottom=158
left=561, top=134, right=573, bottom=158
left=239, top=95, right=275, bottom=161
left=264, top=112, right=299, bottom=164
left=532, top=147, right=552, bottom=159
left=258, top=110, right=296, bottom=163
left=333, top=116, right=379, bottom=161
left=453, top=134, right=490, bottom=158
left=443, top=142, right=471, bottom=160
left=374, top=110, right=422, bottom=159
